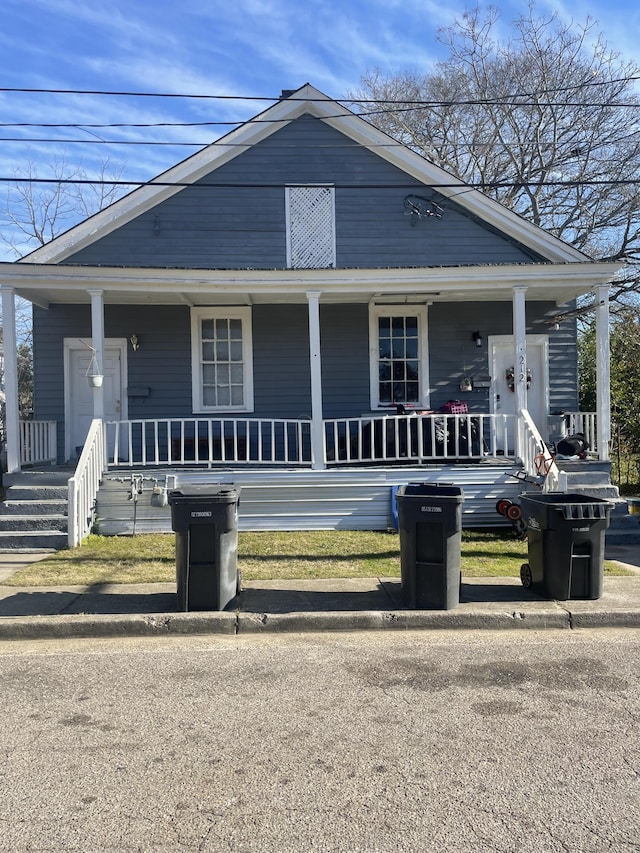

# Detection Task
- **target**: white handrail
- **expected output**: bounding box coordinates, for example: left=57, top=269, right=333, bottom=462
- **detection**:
left=565, top=411, right=597, bottom=455
left=105, top=417, right=313, bottom=467
left=519, top=410, right=567, bottom=492
left=67, top=419, right=106, bottom=547
left=324, top=413, right=514, bottom=464
left=19, top=419, right=57, bottom=466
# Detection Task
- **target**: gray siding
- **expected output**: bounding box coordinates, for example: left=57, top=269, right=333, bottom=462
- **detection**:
left=34, top=300, right=576, bottom=462
left=428, top=302, right=578, bottom=412
left=65, top=115, right=544, bottom=270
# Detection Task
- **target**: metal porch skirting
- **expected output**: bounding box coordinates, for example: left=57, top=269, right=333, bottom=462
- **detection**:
left=95, top=463, right=523, bottom=535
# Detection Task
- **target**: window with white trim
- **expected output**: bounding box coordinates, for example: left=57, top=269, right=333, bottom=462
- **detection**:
left=369, top=305, right=429, bottom=409
left=286, top=185, right=335, bottom=269
left=191, top=307, right=254, bottom=412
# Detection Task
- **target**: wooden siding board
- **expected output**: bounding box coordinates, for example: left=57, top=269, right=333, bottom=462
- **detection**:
left=63, top=115, right=544, bottom=270
left=33, top=299, right=576, bottom=453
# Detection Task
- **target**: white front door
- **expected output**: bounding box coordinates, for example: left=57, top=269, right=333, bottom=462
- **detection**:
left=490, top=335, right=549, bottom=454
left=65, top=339, right=127, bottom=460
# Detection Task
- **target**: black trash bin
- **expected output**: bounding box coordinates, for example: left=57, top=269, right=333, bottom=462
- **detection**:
left=168, top=485, right=241, bottom=612
left=519, top=492, right=613, bottom=600
left=395, top=483, right=464, bottom=610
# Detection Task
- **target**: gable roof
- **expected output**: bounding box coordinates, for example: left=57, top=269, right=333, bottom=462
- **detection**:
left=21, top=83, right=591, bottom=266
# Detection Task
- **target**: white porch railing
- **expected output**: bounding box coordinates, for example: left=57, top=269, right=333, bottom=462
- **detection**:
left=106, top=418, right=313, bottom=467
left=565, top=411, right=597, bottom=456
left=103, top=414, right=516, bottom=468
left=324, top=413, right=515, bottom=465
left=68, top=418, right=106, bottom=547
left=19, top=419, right=57, bottom=466
left=519, top=410, right=567, bottom=492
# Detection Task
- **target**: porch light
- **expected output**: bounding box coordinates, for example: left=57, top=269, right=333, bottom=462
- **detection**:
left=130, top=335, right=140, bottom=351
left=472, top=331, right=483, bottom=347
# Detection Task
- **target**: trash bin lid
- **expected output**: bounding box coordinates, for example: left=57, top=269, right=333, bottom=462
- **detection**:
left=168, top=484, right=240, bottom=504
left=520, top=491, right=613, bottom=520
left=397, top=482, right=463, bottom=500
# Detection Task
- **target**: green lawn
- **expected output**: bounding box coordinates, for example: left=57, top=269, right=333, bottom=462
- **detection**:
left=1, top=529, right=632, bottom=587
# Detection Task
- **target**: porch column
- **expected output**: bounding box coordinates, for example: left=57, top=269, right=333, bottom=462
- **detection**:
left=595, top=285, right=611, bottom=461
left=306, top=290, right=325, bottom=470
left=512, top=286, right=528, bottom=458
left=88, top=288, right=105, bottom=420
left=1, top=285, right=21, bottom=472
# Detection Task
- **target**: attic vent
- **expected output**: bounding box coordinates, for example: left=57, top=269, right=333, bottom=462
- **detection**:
left=286, top=186, right=336, bottom=270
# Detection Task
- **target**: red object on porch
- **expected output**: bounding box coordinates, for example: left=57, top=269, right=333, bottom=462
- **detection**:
left=440, top=400, right=469, bottom=414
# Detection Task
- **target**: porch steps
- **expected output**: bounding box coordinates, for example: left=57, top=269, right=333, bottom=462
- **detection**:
left=553, top=461, right=640, bottom=545
left=95, top=463, right=523, bottom=535
left=0, top=470, right=69, bottom=551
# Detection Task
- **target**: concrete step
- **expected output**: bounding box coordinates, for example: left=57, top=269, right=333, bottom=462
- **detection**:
left=562, top=471, right=614, bottom=487
left=3, top=470, right=73, bottom=488
left=3, top=485, right=68, bottom=501
left=0, top=515, right=68, bottom=532
left=0, top=531, right=68, bottom=550
left=0, top=500, right=68, bottom=516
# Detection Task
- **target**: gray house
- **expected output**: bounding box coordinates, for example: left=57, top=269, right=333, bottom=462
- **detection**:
left=0, top=84, right=619, bottom=543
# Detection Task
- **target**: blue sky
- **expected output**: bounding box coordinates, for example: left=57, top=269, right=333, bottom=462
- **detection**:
left=1, top=0, right=639, bottom=259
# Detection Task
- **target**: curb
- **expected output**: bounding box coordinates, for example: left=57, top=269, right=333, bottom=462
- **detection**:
left=235, top=609, right=571, bottom=633
left=0, top=607, right=611, bottom=641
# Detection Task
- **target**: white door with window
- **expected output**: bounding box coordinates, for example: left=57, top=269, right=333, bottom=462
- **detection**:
left=65, top=339, right=127, bottom=460
left=489, top=335, right=548, bottom=454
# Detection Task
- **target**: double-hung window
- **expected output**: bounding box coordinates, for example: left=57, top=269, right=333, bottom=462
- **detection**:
left=191, top=307, right=253, bottom=412
left=369, top=305, right=429, bottom=409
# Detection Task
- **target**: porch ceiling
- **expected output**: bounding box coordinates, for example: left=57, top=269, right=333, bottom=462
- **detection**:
left=0, top=259, right=620, bottom=308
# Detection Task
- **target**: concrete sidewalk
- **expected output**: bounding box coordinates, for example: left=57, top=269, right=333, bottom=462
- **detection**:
left=0, top=548, right=639, bottom=639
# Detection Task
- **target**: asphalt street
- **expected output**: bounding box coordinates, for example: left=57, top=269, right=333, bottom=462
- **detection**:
left=0, top=629, right=638, bottom=852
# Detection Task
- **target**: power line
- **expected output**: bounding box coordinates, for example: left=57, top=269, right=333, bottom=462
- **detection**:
left=1, top=177, right=640, bottom=189
left=2, top=74, right=640, bottom=101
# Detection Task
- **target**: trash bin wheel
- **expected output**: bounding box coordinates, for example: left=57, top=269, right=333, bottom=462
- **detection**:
left=506, top=503, right=522, bottom=521
left=520, top=563, right=533, bottom=588
left=496, top=498, right=513, bottom=516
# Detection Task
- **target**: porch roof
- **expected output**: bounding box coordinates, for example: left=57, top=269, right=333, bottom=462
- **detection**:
left=0, top=259, right=621, bottom=309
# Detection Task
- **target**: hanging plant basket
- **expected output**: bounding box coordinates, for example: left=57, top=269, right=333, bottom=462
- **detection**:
left=86, top=353, right=103, bottom=387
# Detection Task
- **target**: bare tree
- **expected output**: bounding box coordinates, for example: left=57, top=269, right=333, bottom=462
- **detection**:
left=1, top=155, right=126, bottom=258
left=0, top=156, right=127, bottom=435
left=352, top=2, right=640, bottom=303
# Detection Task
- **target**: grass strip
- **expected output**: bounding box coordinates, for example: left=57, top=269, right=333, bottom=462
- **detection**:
left=1, top=529, right=632, bottom=587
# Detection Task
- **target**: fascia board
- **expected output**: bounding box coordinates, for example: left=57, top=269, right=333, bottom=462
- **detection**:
left=1, top=260, right=620, bottom=295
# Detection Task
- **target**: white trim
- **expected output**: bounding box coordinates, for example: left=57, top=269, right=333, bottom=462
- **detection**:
left=20, top=84, right=595, bottom=267
left=369, top=304, right=430, bottom=410
left=190, top=306, right=254, bottom=413
left=306, top=291, right=325, bottom=469
left=1, top=260, right=620, bottom=304
left=1, top=286, right=20, bottom=472
left=63, top=338, right=128, bottom=461
left=595, top=285, right=611, bottom=461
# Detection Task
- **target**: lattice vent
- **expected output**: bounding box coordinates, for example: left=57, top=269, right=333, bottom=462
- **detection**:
left=288, top=186, right=334, bottom=269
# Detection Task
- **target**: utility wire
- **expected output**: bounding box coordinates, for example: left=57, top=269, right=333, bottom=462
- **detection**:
left=2, top=177, right=640, bottom=189
left=2, top=74, right=640, bottom=101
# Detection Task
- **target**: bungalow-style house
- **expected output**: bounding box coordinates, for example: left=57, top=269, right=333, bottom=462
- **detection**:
left=0, top=84, right=619, bottom=546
